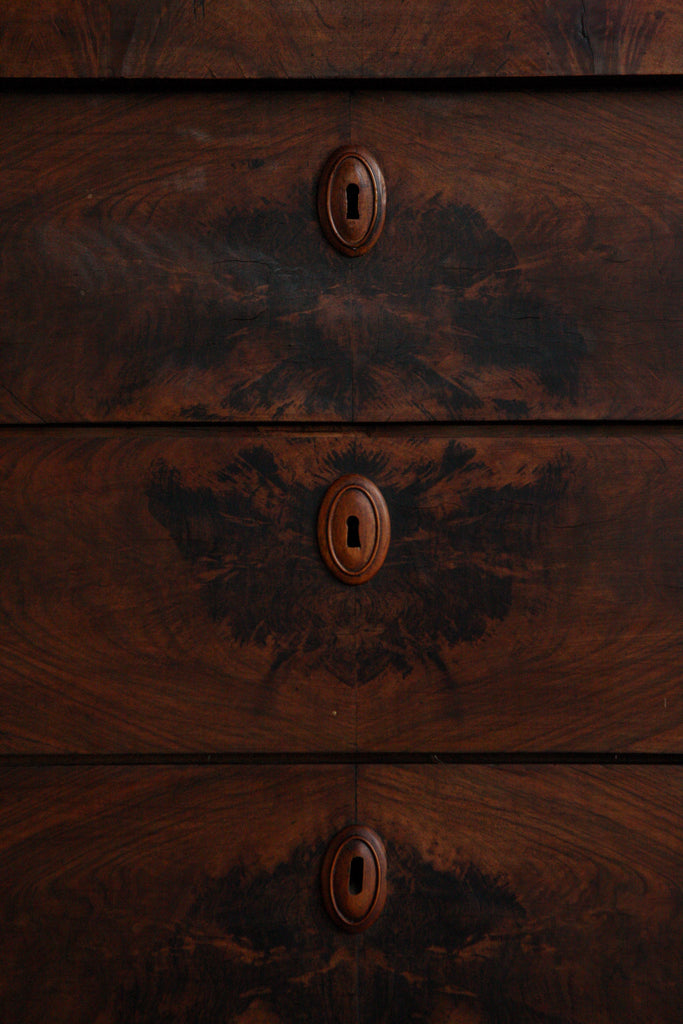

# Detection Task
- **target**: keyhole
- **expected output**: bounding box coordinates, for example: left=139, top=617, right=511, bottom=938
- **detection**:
left=349, top=856, right=364, bottom=895
left=346, top=515, right=361, bottom=548
left=346, top=183, right=360, bottom=220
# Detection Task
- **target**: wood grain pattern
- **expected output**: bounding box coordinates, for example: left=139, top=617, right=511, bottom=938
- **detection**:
left=0, top=428, right=680, bottom=753
left=358, top=765, right=683, bottom=1023
left=2, top=88, right=682, bottom=422
left=1, top=0, right=683, bottom=78
left=3, top=6, right=680, bottom=1016
left=0, top=765, right=356, bottom=1023
left=1, top=765, right=679, bottom=1022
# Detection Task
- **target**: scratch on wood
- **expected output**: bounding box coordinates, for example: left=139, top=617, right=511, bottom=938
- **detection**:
left=580, top=0, right=595, bottom=69
left=0, top=382, right=46, bottom=423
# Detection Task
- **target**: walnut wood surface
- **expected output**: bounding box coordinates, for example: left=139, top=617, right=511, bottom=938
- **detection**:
left=0, top=428, right=680, bottom=753
left=2, top=88, right=683, bottom=422
left=0, top=765, right=679, bottom=1022
left=1, top=0, right=683, bottom=78
left=0, top=765, right=356, bottom=1023
left=358, top=765, right=683, bottom=1023
left=3, top=6, right=680, bottom=1016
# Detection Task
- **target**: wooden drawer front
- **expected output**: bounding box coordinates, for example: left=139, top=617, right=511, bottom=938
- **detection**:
left=0, top=765, right=356, bottom=1024
left=1, top=764, right=680, bottom=1023
left=2, top=1, right=683, bottom=79
left=1, top=428, right=680, bottom=753
left=2, top=88, right=683, bottom=423
left=357, top=765, right=683, bottom=1024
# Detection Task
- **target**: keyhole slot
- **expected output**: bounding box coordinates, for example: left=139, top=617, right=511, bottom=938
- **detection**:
left=346, top=183, right=360, bottom=220
left=349, top=856, right=364, bottom=895
left=346, top=515, right=361, bottom=548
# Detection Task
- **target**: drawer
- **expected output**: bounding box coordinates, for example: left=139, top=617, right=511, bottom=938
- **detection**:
left=1, top=764, right=680, bottom=1022
left=2, top=1, right=683, bottom=78
left=1, top=428, right=680, bottom=753
left=2, top=88, right=683, bottom=422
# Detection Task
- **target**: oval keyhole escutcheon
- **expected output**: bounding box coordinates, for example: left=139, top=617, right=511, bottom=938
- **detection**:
left=317, top=474, right=390, bottom=585
left=321, top=826, right=387, bottom=933
left=318, top=146, right=386, bottom=256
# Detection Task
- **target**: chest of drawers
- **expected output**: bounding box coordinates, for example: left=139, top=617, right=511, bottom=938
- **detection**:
left=1, top=4, right=682, bottom=1021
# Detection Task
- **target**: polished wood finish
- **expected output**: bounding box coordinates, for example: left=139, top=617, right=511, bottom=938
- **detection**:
left=0, top=430, right=355, bottom=753
left=2, top=6, right=681, bottom=1017
left=321, top=825, right=388, bottom=933
left=0, top=428, right=680, bottom=753
left=317, top=474, right=390, bottom=585
left=1, top=765, right=679, bottom=1022
left=2, top=88, right=683, bottom=422
left=0, top=765, right=356, bottom=1023
left=358, top=765, right=683, bottom=1023
left=2, top=0, right=683, bottom=78
left=317, top=147, right=387, bottom=258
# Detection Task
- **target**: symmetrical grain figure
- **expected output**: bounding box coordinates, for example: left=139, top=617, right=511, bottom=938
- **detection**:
left=0, top=3, right=682, bottom=1021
